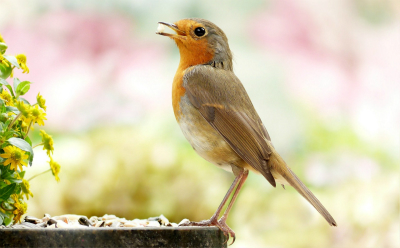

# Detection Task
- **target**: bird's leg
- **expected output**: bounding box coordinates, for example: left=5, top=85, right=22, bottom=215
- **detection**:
left=180, top=170, right=245, bottom=227
left=218, top=169, right=249, bottom=245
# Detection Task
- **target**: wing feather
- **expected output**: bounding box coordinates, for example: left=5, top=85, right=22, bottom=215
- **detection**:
left=184, top=65, right=276, bottom=186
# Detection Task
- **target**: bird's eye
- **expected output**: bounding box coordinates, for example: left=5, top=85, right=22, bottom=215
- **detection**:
left=194, top=27, right=206, bottom=37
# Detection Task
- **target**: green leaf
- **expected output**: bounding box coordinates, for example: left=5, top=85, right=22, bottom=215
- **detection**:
left=13, top=78, right=20, bottom=92
left=16, top=81, right=31, bottom=96
left=15, top=184, right=21, bottom=194
left=19, top=170, right=25, bottom=179
left=0, top=181, right=6, bottom=188
left=1, top=103, right=6, bottom=114
left=0, top=64, right=12, bottom=80
left=0, top=42, right=7, bottom=54
left=0, top=213, right=4, bottom=225
left=3, top=119, right=11, bottom=130
left=1, top=169, right=10, bottom=179
left=0, top=78, right=14, bottom=97
left=0, top=183, right=16, bottom=201
left=4, top=215, right=12, bottom=226
left=19, top=97, right=31, bottom=105
left=3, top=55, right=19, bottom=69
left=1, top=169, right=11, bottom=179
left=7, top=178, right=22, bottom=184
left=4, top=172, right=16, bottom=180
left=5, top=106, right=19, bottom=114
left=7, top=137, right=34, bottom=166
left=24, top=135, right=32, bottom=147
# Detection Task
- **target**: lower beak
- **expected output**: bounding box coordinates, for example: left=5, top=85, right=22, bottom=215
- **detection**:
left=156, top=22, right=185, bottom=37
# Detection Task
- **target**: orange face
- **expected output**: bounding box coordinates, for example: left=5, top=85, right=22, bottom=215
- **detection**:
left=157, top=19, right=214, bottom=68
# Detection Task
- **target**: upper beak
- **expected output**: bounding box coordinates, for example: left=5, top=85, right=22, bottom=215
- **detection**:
left=156, top=22, right=186, bottom=37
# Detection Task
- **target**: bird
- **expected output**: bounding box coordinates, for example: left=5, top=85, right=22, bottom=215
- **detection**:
left=156, top=18, right=336, bottom=244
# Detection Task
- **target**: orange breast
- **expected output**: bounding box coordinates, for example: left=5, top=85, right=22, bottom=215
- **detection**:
left=172, top=38, right=214, bottom=120
left=172, top=67, right=186, bottom=119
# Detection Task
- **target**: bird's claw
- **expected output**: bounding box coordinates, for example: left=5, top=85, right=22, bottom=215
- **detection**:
left=179, top=218, right=236, bottom=245
left=218, top=218, right=236, bottom=245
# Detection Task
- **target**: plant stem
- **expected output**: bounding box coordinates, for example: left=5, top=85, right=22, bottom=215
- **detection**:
left=27, top=169, right=51, bottom=181
left=7, top=112, right=21, bottom=131
left=23, top=120, right=32, bottom=139
left=1, top=202, right=14, bottom=212
left=32, top=142, right=43, bottom=149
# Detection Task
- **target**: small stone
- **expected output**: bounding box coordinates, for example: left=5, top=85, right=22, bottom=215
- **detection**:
left=52, top=216, right=69, bottom=224
left=110, top=221, right=121, bottom=228
left=118, top=218, right=127, bottom=224
left=42, top=216, right=50, bottom=223
left=36, top=222, right=48, bottom=228
left=178, top=219, right=190, bottom=226
left=59, top=214, right=83, bottom=221
left=147, top=221, right=161, bottom=227
left=158, top=214, right=170, bottom=226
left=95, top=221, right=105, bottom=227
left=47, top=224, right=56, bottom=229
left=104, top=219, right=120, bottom=226
left=25, top=216, right=42, bottom=224
left=12, top=222, right=38, bottom=229
left=89, top=216, right=98, bottom=226
left=123, top=221, right=139, bottom=227
left=78, top=216, right=92, bottom=226
left=48, top=219, right=57, bottom=226
left=102, top=214, right=117, bottom=220
left=133, top=219, right=148, bottom=227
left=56, top=220, right=70, bottom=228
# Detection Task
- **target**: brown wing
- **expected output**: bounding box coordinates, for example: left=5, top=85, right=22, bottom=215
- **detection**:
left=183, top=65, right=276, bottom=187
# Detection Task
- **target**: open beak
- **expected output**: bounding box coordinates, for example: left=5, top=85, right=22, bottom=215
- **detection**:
left=156, top=22, right=185, bottom=38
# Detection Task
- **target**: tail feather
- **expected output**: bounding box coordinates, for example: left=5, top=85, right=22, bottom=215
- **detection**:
left=283, top=167, right=337, bottom=226
left=268, top=149, right=337, bottom=226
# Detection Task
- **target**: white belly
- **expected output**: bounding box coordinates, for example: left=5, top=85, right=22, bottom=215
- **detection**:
left=177, top=95, right=241, bottom=172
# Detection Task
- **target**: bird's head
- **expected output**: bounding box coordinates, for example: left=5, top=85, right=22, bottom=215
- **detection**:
left=157, top=18, right=233, bottom=70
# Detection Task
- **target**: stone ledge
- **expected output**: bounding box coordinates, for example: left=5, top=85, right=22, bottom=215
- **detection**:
left=0, top=226, right=227, bottom=248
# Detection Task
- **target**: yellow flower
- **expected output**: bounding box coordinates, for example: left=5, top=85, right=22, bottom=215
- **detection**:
left=11, top=194, right=27, bottom=223
left=16, top=54, right=29, bottom=74
left=40, top=130, right=54, bottom=156
left=0, top=54, right=10, bottom=67
left=30, top=105, right=46, bottom=126
left=0, top=34, right=4, bottom=43
left=36, top=93, right=46, bottom=111
left=20, top=115, right=33, bottom=132
left=16, top=101, right=31, bottom=119
left=21, top=179, right=33, bottom=200
left=49, top=157, right=60, bottom=182
left=0, top=89, right=14, bottom=106
left=1, top=145, right=29, bottom=171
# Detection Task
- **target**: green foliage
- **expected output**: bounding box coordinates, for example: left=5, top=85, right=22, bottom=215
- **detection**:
left=0, top=33, right=60, bottom=225
left=16, top=81, right=31, bottom=97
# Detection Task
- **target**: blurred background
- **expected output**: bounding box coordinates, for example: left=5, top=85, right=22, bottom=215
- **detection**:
left=1, top=0, right=399, bottom=247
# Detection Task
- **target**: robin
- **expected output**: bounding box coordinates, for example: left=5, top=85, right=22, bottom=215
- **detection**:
left=156, top=18, right=336, bottom=244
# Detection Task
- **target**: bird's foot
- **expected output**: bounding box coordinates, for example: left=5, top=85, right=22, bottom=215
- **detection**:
left=218, top=217, right=236, bottom=245
left=179, top=217, right=236, bottom=245
left=179, top=217, right=219, bottom=227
